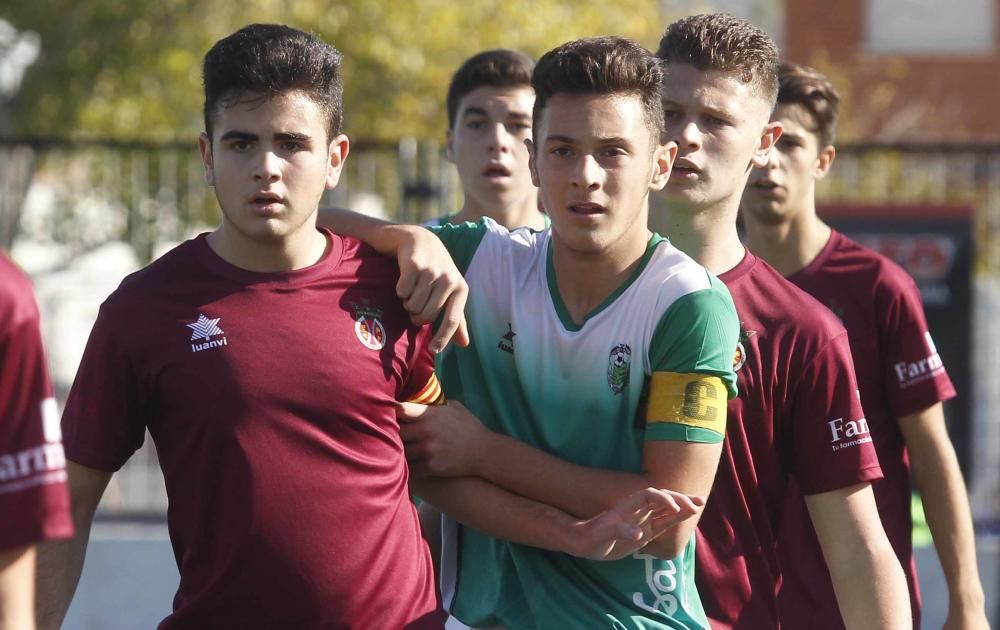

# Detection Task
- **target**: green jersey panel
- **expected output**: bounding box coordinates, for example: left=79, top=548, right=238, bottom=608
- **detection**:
left=436, top=218, right=738, bottom=629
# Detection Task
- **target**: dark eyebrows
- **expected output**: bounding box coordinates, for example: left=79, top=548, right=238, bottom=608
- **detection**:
left=460, top=107, right=488, bottom=120
left=219, top=130, right=257, bottom=142
left=275, top=132, right=312, bottom=143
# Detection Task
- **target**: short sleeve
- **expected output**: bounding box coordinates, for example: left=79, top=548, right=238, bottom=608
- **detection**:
left=425, top=220, right=490, bottom=275
left=0, top=318, right=73, bottom=549
left=62, top=301, right=148, bottom=472
left=880, top=274, right=956, bottom=418
left=645, top=278, right=740, bottom=444
left=398, top=323, right=444, bottom=405
left=789, top=332, right=883, bottom=495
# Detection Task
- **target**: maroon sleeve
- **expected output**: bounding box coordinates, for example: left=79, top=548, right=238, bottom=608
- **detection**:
left=790, top=332, right=883, bottom=495
left=880, top=272, right=956, bottom=418
left=0, top=317, right=73, bottom=549
left=397, top=324, right=441, bottom=404
left=62, top=301, right=147, bottom=472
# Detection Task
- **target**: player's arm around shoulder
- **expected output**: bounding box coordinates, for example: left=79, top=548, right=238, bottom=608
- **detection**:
left=641, top=276, right=740, bottom=558
left=35, top=461, right=112, bottom=630
left=804, top=483, right=911, bottom=630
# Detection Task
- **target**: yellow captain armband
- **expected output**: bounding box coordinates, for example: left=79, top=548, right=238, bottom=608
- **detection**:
left=407, top=373, right=445, bottom=405
left=644, top=372, right=727, bottom=443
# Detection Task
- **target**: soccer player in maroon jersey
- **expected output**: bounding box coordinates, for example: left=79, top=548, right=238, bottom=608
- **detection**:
left=654, top=14, right=912, bottom=629
left=34, top=24, right=696, bottom=630
left=0, top=251, right=72, bottom=630
left=741, top=62, right=988, bottom=630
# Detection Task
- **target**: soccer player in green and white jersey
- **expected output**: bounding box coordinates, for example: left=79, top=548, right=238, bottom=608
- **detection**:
left=324, top=36, right=740, bottom=629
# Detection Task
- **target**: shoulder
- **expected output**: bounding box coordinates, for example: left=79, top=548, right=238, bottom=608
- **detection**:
left=829, top=232, right=918, bottom=299
left=644, top=238, right=724, bottom=305
left=741, top=256, right=846, bottom=340
left=101, top=238, right=202, bottom=312
left=0, top=252, right=40, bottom=334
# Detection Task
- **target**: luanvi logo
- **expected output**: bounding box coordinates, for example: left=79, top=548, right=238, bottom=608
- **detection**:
left=187, top=314, right=228, bottom=353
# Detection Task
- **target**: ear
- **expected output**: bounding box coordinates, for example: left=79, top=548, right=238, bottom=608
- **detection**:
left=815, top=145, right=836, bottom=180
left=526, top=138, right=540, bottom=187
left=325, top=134, right=351, bottom=190
left=445, top=127, right=456, bottom=164
left=198, top=132, right=215, bottom=186
left=750, top=120, right=783, bottom=169
left=649, top=140, right=678, bottom=192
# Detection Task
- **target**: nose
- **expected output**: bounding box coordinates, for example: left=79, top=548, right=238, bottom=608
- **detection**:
left=679, top=120, right=702, bottom=151
left=253, top=150, right=281, bottom=182
left=488, top=123, right=512, bottom=154
left=571, top=154, right=601, bottom=191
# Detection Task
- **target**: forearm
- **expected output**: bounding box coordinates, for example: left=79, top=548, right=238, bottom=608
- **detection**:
left=476, top=431, right=647, bottom=518
left=316, top=207, right=415, bottom=255
left=472, top=432, right=698, bottom=559
left=909, top=437, right=985, bottom=607
left=0, top=545, right=35, bottom=630
left=828, top=538, right=911, bottom=630
left=411, top=475, right=579, bottom=554
left=35, top=519, right=93, bottom=630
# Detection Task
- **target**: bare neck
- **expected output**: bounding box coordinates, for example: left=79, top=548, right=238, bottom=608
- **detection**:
left=551, top=227, right=651, bottom=326
left=661, top=197, right=746, bottom=276
left=207, top=220, right=329, bottom=273
left=454, top=195, right=546, bottom=231
left=743, top=207, right=831, bottom=277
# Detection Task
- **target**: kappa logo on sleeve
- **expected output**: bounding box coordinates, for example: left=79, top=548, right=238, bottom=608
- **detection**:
left=645, top=372, right=727, bottom=436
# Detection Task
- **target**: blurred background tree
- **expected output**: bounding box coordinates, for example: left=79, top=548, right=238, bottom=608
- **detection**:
left=2, top=0, right=663, bottom=142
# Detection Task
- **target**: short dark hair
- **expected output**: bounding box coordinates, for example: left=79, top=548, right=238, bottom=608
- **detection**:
left=446, top=49, right=535, bottom=129
left=777, top=62, right=840, bottom=147
left=656, top=13, right=779, bottom=106
left=531, top=36, right=665, bottom=145
left=202, top=24, right=344, bottom=141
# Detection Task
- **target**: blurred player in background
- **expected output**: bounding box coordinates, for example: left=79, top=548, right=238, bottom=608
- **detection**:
left=654, top=13, right=911, bottom=629
left=741, top=61, right=988, bottom=630
left=426, top=49, right=547, bottom=230
left=0, top=251, right=72, bottom=630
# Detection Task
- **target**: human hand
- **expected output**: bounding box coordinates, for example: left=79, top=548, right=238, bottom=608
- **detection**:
left=395, top=228, right=470, bottom=353
left=399, top=400, right=491, bottom=477
left=943, top=603, right=990, bottom=630
left=568, top=488, right=705, bottom=561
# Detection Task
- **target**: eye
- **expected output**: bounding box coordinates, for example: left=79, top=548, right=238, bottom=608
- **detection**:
left=280, top=140, right=305, bottom=152
left=600, top=146, right=627, bottom=158
left=231, top=140, right=252, bottom=152
left=663, top=109, right=682, bottom=121
left=551, top=146, right=572, bottom=157
left=465, top=119, right=486, bottom=130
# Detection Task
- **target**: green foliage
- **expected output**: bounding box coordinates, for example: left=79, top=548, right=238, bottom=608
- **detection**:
left=4, top=0, right=664, bottom=141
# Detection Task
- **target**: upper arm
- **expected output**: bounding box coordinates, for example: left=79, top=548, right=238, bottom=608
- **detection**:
left=66, top=461, right=112, bottom=523
left=805, top=482, right=889, bottom=566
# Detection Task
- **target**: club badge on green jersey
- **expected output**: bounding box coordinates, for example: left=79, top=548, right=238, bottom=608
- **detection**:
left=607, top=344, right=632, bottom=395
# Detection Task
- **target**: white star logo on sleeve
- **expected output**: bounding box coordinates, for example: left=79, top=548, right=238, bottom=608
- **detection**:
left=187, top=314, right=225, bottom=341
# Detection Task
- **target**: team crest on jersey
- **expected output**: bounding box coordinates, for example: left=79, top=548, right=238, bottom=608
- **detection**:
left=607, top=344, right=632, bottom=395
left=733, top=324, right=757, bottom=371
left=187, top=313, right=228, bottom=353
left=351, top=301, right=386, bottom=350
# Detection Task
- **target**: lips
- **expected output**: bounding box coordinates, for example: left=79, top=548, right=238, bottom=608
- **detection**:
left=673, top=158, right=701, bottom=175
left=482, top=163, right=512, bottom=178
left=249, top=191, right=284, bottom=204
left=569, top=202, right=606, bottom=215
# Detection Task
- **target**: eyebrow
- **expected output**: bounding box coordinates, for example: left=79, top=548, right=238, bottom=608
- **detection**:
left=544, top=134, right=634, bottom=147
left=218, top=131, right=313, bottom=143
left=460, top=107, right=489, bottom=119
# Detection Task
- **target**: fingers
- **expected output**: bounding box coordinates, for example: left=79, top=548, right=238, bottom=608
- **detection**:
left=397, top=401, right=428, bottom=423
left=428, top=285, right=470, bottom=353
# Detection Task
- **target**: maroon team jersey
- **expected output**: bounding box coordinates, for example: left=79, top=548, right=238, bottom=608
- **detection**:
left=62, top=231, right=445, bottom=630
left=776, top=230, right=956, bottom=629
left=0, top=252, right=72, bottom=549
left=695, top=250, right=882, bottom=629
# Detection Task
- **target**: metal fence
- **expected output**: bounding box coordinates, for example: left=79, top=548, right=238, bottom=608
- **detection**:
left=2, top=137, right=998, bottom=521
